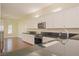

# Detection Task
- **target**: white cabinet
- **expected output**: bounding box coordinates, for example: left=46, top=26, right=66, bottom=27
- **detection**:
left=43, top=37, right=55, bottom=43
left=22, top=34, right=35, bottom=45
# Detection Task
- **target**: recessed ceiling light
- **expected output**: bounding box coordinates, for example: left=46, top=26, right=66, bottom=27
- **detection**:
left=35, top=14, right=40, bottom=18
left=52, top=8, right=63, bottom=12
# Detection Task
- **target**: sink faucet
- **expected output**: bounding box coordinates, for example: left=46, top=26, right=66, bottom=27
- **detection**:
left=58, top=25, right=69, bottom=45
left=63, top=25, right=69, bottom=39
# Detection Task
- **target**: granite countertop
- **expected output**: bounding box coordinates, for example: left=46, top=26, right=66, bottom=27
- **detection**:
left=23, top=28, right=79, bottom=40
left=27, top=28, right=79, bottom=34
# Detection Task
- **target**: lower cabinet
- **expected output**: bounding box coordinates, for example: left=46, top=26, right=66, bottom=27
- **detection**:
left=45, top=39, right=79, bottom=56
left=43, top=37, right=55, bottom=43
left=22, top=34, right=35, bottom=45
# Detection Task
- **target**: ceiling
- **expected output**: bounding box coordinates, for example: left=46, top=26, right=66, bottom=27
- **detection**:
left=1, top=3, right=51, bottom=20
left=1, top=3, right=79, bottom=20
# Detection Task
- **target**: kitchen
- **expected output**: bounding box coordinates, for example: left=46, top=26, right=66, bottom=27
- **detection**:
left=0, top=3, right=79, bottom=56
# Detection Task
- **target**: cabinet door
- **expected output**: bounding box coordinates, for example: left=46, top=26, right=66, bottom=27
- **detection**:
left=23, top=34, right=35, bottom=45
left=45, top=41, right=65, bottom=56
left=65, top=39, right=79, bottom=56
left=45, top=38, right=79, bottom=56
left=43, top=37, right=55, bottom=43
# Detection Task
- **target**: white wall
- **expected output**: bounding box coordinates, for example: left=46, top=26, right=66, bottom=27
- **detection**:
left=18, top=7, right=79, bottom=37
left=3, top=19, right=18, bottom=38
left=0, top=19, right=2, bottom=31
left=53, top=7, right=79, bottom=28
